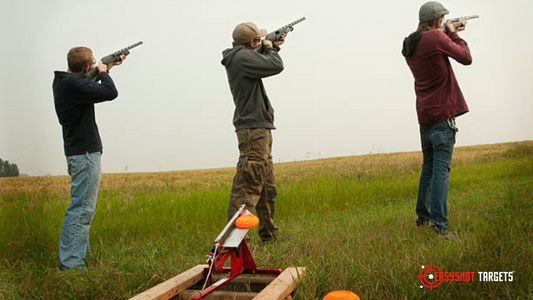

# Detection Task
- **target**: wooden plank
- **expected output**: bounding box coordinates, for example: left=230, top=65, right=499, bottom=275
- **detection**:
left=179, top=290, right=258, bottom=300
left=209, top=276, right=275, bottom=292
left=252, top=267, right=306, bottom=300
left=128, top=265, right=207, bottom=300
left=211, top=276, right=275, bottom=285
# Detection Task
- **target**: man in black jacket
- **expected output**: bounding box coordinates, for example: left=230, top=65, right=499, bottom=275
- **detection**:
left=221, top=22, right=285, bottom=242
left=53, top=46, right=124, bottom=269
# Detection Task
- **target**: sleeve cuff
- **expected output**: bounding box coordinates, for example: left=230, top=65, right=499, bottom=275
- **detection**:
left=264, top=44, right=279, bottom=52
left=448, top=31, right=459, bottom=39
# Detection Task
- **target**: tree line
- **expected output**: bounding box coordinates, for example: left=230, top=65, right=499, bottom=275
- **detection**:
left=0, top=158, right=20, bottom=177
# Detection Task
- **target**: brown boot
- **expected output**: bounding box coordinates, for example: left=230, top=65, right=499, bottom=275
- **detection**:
left=416, top=219, right=430, bottom=227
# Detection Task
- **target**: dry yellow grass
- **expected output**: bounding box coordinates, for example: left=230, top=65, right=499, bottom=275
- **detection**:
left=1, top=141, right=530, bottom=195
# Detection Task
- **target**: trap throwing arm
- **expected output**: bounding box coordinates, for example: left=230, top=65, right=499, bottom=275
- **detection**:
left=191, top=205, right=282, bottom=299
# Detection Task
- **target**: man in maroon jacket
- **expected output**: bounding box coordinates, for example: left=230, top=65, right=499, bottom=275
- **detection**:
left=402, top=1, right=473, bottom=238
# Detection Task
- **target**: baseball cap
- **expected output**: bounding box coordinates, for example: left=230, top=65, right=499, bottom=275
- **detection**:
left=419, top=1, right=449, bottom=21
left=232, top=22, right=267, bottom=44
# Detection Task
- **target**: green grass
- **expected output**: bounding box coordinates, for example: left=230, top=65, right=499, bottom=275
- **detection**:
left=1, top=141, right=532, bottom=299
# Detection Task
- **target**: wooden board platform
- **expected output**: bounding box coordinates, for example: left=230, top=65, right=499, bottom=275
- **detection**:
left=178, top=290, right=259, bottom=300
left=254, top=267, right=305, bottom=300
left=128, top=265, right=206, bottom=300
left=128, top=266, right=306, bottom=300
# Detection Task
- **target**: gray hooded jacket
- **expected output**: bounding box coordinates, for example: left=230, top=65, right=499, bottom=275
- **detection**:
left=221, top=44, right=284, bottom=131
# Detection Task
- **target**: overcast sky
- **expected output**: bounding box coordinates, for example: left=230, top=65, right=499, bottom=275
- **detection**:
left=1, top=0, right=532, bottom=176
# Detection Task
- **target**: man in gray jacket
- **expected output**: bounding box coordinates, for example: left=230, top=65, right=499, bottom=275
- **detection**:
left=221, top=22, right=285, bottom=242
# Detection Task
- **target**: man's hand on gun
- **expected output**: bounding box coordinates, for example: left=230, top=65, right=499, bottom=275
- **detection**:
left=97, top=54, right=126, bottom=74
left=444, top=20, right=467, bottom=34
left=262, top=40, right=273, bottom=48
left=455, top=20, right=467, bottom=32
left=273, top=33, right=287, bottom=47
left=262, top=33, right=287, bottom=49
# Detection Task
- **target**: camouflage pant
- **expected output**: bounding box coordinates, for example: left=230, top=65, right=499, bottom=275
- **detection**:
left=227, top=128, right=279, bottom=241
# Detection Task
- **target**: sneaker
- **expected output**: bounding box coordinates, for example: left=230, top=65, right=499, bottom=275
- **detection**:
left=431, top=225, right=456, bottom=239
left=58, top=264, right=87, bottom=271
left=416, top=219, right=430, bottom=227
left=441, top=231, right=456, bottom=239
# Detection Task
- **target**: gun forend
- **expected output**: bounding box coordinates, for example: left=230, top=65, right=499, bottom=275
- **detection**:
left=279, top=17, right=306, bottom=32
left=86, top=41, right=143, bottom=82
left=113, top=41, right=143, bottom=56
left=440, top=15, right=479, bottom=31
left=264, top=17, right=306, bottom=41
left=447, top=15, right=479, bottom=23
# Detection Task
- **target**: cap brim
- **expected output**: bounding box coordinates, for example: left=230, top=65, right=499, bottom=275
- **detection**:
left=257, top=28, right=267, bottom=38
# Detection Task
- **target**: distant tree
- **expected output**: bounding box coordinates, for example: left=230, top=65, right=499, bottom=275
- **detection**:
left=0, top=158, right=20, bottom=177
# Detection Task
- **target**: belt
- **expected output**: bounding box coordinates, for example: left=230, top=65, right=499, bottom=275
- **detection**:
left=420, top=118, right=458, bottom=132
left=447, top=118, right=459, bottom=132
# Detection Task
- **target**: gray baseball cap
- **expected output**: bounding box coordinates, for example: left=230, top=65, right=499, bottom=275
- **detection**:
left=419, top=1, right=449, bottom=21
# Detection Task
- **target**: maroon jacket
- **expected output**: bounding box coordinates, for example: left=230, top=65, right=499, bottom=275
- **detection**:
left=403, top=30, right=472, bottom=125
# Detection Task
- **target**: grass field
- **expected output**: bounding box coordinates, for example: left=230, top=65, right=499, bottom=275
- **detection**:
left=1, top=141, right=532, bottom=299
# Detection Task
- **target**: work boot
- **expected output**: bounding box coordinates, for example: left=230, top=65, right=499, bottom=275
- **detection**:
left=416, top=219, right=430, bottom=227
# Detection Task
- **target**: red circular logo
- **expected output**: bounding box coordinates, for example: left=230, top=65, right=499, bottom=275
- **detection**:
left=419, top=263, right=441, bottom=290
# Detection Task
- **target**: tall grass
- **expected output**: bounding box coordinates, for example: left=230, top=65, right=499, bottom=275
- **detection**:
left=1, top=141, right=532, bottom=299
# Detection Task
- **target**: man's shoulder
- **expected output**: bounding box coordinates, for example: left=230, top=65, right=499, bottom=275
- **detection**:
left=54, top=70, right=68, bottom=76
left=53, top=71, right=91, bottom=98
left=422, top=29, right=450, bottom=42
left=53, top=71, right=87, bottom=84
left=234, top=47, right=256, bottom=58
left=417, top=29, right=451, bottom=51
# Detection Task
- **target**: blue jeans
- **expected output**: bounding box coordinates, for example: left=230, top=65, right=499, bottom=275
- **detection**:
left=416, top=121, right=456, bottom=232
left=59, top=152, right=102, bottom=269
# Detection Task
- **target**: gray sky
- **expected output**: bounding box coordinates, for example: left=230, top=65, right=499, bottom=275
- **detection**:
left=1, top=0, right=532, bottom=176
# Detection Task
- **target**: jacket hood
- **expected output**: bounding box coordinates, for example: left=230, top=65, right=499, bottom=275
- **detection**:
left=54, top=70, right=70, bottom=78
left=402, top=30, right=423, bottom=57
left=221, top=45, right=245, bottom=66
left=54, top=70, right=86, bottom=80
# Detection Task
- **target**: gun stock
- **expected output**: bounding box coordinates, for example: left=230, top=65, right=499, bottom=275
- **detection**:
left=86, top=41, right=143, bottom=82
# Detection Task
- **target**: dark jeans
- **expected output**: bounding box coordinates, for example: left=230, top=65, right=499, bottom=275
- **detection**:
left=416, top=121, right=456, bottom=232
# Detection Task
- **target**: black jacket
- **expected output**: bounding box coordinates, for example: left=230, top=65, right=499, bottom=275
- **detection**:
left=53, top=71, right=118, bottom=156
